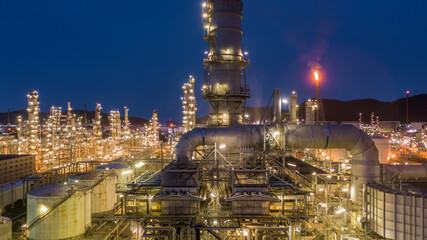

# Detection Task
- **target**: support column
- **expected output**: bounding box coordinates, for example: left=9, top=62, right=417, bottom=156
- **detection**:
left=22, top=181, right=26, bottom=206
left=1, top=186, right=4, bottom=211
left=10, top=182, right=14, bottom=208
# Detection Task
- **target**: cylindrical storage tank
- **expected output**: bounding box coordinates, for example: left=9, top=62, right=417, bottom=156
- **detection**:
left=95, top=163, right=132, bottom=184
left=0, top=217, right=12, bottom=240
left=27, top=184, right=92, bottom=240
left=69, top=172, right=116, bottom=215
left=367, top=184, right=427, bottom=240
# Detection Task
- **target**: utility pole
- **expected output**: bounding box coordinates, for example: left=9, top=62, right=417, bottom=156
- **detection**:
left=406, top=90, right=410, bottom=125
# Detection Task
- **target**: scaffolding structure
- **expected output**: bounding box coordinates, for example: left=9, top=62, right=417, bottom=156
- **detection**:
left=182, top=75, right=197, bottom=133
left=2, top=92, right=165, bottom=172
left=109, top=110, right=121, bottom=142
left=27, top=91, right=41, bottom=157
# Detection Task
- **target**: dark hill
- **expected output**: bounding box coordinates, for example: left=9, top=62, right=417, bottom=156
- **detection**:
left=298, top=94, right=427, bottom=122
left=197, top=94, right=427, bottom=124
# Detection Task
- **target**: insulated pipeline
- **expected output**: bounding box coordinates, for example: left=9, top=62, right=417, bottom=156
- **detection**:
left=284, top=124, right=380, bottom=203
left=175, top=124, right=379, bottom=204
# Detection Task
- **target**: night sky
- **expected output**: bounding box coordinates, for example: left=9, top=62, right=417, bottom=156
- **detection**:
left=1, top=1, right=427, bottom=121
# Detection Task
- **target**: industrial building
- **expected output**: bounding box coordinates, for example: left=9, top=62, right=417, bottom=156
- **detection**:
left=0, top=0, right=426, bottom=240
left=0, top=155, right=35, bottom=183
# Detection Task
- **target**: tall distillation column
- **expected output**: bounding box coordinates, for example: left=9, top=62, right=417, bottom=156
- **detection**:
left=27, top=91, right=40, bottom=157
left=151, top=110, right=159, bottom=144
left=182, top=75, right=197, bottom=132
left=93, top=104, right=102, bottom=141
left=93, top=103, right=103, bottom=158
left=17, top=116, right=23, bottom=154
left=305, top=99, right=317, bottom=124
left=123, top=106, right=130, bottom=139
left=289, top=91, right=298, bottom=124
left=109, top=110, right=121, bottom=142
left=46, top=106, right=62, bottom=166
left=202, top=0, right=250, bottom=126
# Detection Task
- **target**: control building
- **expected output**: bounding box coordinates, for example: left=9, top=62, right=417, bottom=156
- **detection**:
left=0, top=155, right=35, bottom=183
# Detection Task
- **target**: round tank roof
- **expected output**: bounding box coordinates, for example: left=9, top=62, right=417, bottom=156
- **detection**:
left=28, top=184, right=73, bottom=197
left=96, top=163, right=129, bottom=170
left=69, top=172, right=103, bottom=180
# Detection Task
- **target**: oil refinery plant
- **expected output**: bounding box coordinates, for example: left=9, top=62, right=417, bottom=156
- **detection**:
left=0, top=1, right=427, bottom=240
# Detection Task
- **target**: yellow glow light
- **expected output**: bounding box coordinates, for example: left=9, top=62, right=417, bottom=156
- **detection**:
left=40, top=205, right=48, bottom=213
left=314, top=71, right=319, bottom=81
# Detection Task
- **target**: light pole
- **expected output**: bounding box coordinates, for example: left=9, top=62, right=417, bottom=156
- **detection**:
left=406, top=90, right=410, bottom=125
left=282, top=98, right=289, bottom=109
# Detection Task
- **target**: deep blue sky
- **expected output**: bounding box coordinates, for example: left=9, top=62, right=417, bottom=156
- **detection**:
left=1, top=1, right=427, bottom=121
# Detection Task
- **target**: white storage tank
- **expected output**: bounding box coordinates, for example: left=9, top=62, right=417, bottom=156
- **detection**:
left=0, top=217, right=12, bottom=240
left=366, top=184, right=427, bottom=240
left=95, top=163, right=132, bottom=184
left=27, top=184, right=91, bottom=240
left=69, top=172, right=116, bottom=215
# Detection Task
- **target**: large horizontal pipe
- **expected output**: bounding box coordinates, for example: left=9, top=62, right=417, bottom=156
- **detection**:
left=175, top=124, right=379, bottom=204
left=176, top=125, right=264, bottom=166
left=284, top=124, right=380, bottom=203
left=383, top=164, right=427, bottom=180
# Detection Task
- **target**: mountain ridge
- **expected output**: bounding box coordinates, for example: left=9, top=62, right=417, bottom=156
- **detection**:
left=1, top=94, right=426, bottom=125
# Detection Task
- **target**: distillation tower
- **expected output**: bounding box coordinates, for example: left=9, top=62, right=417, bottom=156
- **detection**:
left=151, top=110, right=159, bottom=144
left=44, top=106, right=62, bottom=165
left=27, top=91, right=40, bottom=156
left=202, top=0, right=250, bottom=126
left=123, top=106, right=130, bottom=139
left=289, top=91, right=298, bottom=124
left=182, top=75, right=197, bottom=132
left=93, top=104, right=102, bottom=141
left=109, top=110, right=121, bottom=142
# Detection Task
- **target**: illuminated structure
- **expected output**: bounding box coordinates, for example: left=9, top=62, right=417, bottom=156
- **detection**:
left=122, top=106, right=130, bottom=139
left=17, top=116, right=24, bottom=154
left=313, top=71, right=325, bottom=123
left=151, top=110, right=159, bottom=144
left=142, top=110, right=160, bottom=147
left=202, top=0, right=250, bottom=126
left=289, top=91, right=298, bottom=123
left=305, top=99, right=317, bottom=124
left=182, top=75, right=197, bottom=132
left=0, top=155, right=36, bottom=183
left=3, top=2, right=427, bottom=240
left=74, top=115, right=84, bottom=162
left=44, top=106, right=62, bottom=166
left=2, top=92, right=161, bottom=172
left=109, top=110, right=121, bottom=142
left=93, top=103, right=102, bottom=142
left=26, top=91, right=40, bottom=156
